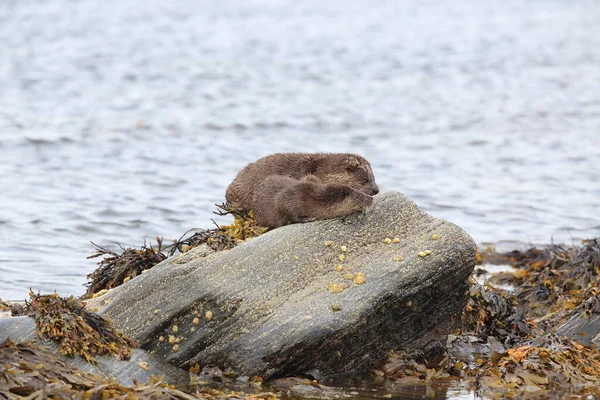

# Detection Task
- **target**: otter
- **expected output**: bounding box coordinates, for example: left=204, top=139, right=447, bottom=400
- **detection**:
left=253, top=175, right=374, bottom=228
left=225, top=153, right=379, bottom=228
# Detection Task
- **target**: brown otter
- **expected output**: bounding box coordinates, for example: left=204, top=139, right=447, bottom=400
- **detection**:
left=253, top=175, right=374, bottom=228
left=225, top=153, right=379, bottom=228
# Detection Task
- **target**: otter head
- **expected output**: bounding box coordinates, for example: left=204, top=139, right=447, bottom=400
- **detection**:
left=316, top=155, right=379, bottom=196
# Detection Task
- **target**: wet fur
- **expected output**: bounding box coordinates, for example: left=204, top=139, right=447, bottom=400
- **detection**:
left=226, top=153, right=379, bottom=215
left=253, top=175, right=374, bottom=228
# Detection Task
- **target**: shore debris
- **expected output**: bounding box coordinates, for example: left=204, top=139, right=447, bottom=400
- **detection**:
left=85, top=237, right=167, bottom=297
left=381, top=238, right=600, bottom=395
left=16, top=292, right=137, bottom=363
left=85, top=203, right=268, bottom=297
left=0, top=339, right=204, bottom=399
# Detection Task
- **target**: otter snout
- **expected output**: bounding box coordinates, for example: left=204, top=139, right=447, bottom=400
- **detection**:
left=371, top=185, right=379, bottom=195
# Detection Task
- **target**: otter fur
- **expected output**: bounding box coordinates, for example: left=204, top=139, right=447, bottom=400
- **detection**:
left=225, top=153, right=379, bottom=228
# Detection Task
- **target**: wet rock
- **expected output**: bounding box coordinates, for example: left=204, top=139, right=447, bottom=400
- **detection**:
left=90, top=191, right=477, bottom=378
left=0, top=316, right=189, bottom=389
left=556, top=295, right=600, bottom=346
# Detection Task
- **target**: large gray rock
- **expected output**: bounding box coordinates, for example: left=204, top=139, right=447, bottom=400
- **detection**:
left=92, top=191, right=476, bottom=378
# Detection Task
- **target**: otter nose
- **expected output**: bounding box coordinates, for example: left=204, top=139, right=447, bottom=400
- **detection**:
left=371, top=186, right=379, bottom=195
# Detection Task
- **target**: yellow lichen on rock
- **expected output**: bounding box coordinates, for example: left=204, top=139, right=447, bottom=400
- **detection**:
left=329, top=283, right=345, bottom=293
left=353, top=272, right=366, bottom=285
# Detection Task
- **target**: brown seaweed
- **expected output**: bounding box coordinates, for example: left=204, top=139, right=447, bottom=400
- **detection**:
left=0, top=339, right=201, bottom=399
left=20, top=292, right=137, bottom=363
left=382, top=239, right=600, bottom=395
left=85, top=203, right=267, bottom=297
left=85, top=237, right=167, bottom=297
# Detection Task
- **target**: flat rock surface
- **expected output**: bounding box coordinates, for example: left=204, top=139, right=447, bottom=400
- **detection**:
left=92, top=191, right=477, bottom=378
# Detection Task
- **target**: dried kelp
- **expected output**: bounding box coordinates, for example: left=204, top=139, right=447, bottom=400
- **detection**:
left=0, top=340, right=199, bottom=399
left=85, top=237, right=167, bottom=297
left=0, top=339, right=100, bottom=398
left=21, top=292, right=137, bottom=363
left=458, top=284, right=533, bottom=343
left=85, top=203, right=268, bottom=297
left=213, top=203, right=268, bottom=243
left=493, top=238, right=600, bottom=326
left=480, top=334, right=600, bottom=390
left=382, top=239, right=600, bottom=395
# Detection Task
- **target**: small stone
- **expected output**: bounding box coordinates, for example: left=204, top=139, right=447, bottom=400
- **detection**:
left=353, top=272, right=366, bottom=285
left=340, top=245, right=348, bottom=252
left=324, top=241, right=334, bottom=246
left=335, top=265, right=343, bottom=272
left=339, top=254, right=345, bottom=262
left=172, top=325, right=179, bottom=333
left=138, top=361, right=150, bottom=370
left=392, top=238, right=400, bottom=243
left=293, top=255, right=300, bottom=261
left=175, top=337, right=181, bottom=344
left=168, top=335, right=176, bottom=344
left=331, top=304, right=342, bottom=312
left=431, top=234, right=440, bottom=240
left=205, top=310, right=214, bottom=321
left=343, top=273, right=354, bottom=280
left=173, top=344, right=179, bottom=352
left=123, top=276, right=131, bottom=283
left=425, top=250, right=432, bottom=255
left=192, top=317, right=200, bottom=325
left=153, top=309, right=160, bottom=315
left=393, top=255, right=404, bottom=262
left=383, top=238, right=392, bottom=244
left=158, top=335, right=165, bottom=342
left=418, top=251, right=427, bottom=257
left=191, top=327, right=196, bottom=332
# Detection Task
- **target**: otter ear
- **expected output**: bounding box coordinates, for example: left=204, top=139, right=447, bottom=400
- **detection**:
left=345, top=156, right=361, bottom=171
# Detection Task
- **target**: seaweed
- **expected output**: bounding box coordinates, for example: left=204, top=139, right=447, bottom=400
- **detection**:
left=20, top=292, right=137, bottom=363
left=85, top=237, right=167, bottom=297
left=0, top=340, right=200, bottom=399
left=381, top=239, right=600, bottom=394
left=479, top=334, right=600, bottom=393
left=457, top=283, right=533, bottom=343
left=494, top=238, right=600, bottom=326
left=85, top=203, right=267, bottom=297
